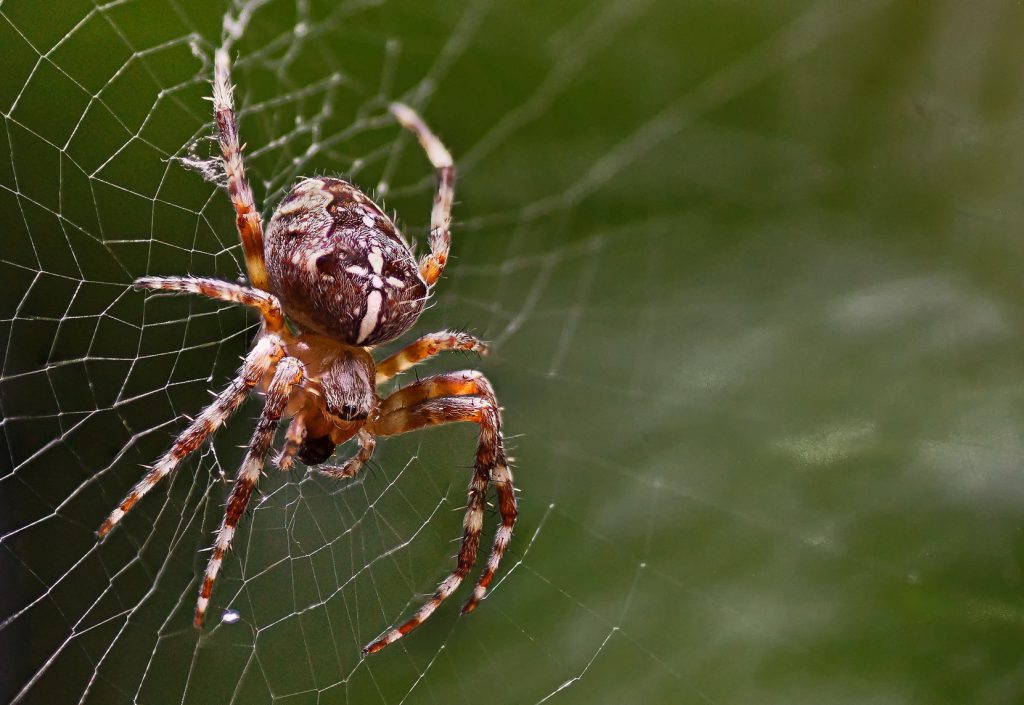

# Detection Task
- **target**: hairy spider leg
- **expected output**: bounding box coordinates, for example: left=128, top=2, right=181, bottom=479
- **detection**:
left=274, top=415, right=307, bottom=471
left=134, top=276, right=285, bottom=332
left=382, top=371, right=515, bottom=615
left=362, top=371, right=514, bottom=654
left=375, top=330, right=489, bottom=384
left=195, top=356, right=305, bottom=627
left=462, top=455, right=516, bottom=614
left=214, top=49, right=269, bottom=291
left=376, top=370, right=490, bottom=412
left=318, top=429, right=377, bottom=479
left=97, top=335, right=284, bottom=538
left=390, top=103, right=455, bottom=287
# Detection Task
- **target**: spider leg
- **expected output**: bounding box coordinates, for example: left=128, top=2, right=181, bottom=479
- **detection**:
left=135, top=276, right=284, bottom=332
left=375, top=330, right=489, bottom=384
left=195, top=355, right=305, bottom=627
left=362, top=371, right=514, bottom=654
left=376, top=370, right=490, bottom=413
left=318, top=429, right=376, bottom=479
left=390, top=103, right=454, bottom=287
left=462, top=456, right=516, bottom=615
left=213, top=49, right=269, bottom=291
left=97, top=335, right=283, bottom=538
left=274, top=415, right=307, bottom=471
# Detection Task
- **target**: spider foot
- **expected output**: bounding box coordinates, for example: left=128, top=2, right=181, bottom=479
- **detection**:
left=274, top=450, right=295, bottom=471
left=96, top=512, right=122, bottom=539
left=317, top=459, right=361, bottom=479
left=362, top=629, right=401, bottom=655
left=461, top=585, right=487, bottom=614
left=318, top=430, right=374, bottom=480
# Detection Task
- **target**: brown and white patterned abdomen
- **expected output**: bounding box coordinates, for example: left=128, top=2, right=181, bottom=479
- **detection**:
left=264, top=178, right=428, bottom=346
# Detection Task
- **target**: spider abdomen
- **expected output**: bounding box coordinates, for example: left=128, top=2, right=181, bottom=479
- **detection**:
left=265, top=177, right=427, bottom=345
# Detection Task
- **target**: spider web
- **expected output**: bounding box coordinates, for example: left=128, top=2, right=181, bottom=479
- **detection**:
left=4, top=1, right=1024, bottom=704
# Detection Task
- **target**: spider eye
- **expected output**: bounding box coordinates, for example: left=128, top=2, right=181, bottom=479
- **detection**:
left=338, top=403, right=367, bottom=421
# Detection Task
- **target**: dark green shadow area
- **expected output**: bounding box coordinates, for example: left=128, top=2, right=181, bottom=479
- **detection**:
left=3, top=1, right=1024, bottom=704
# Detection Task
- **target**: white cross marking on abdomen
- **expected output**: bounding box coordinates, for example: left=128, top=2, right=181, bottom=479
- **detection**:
left=356, top=247, right=386, bottom=344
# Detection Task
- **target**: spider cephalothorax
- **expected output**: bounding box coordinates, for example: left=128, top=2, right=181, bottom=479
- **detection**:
left=96, top=49, right=516, bottom=655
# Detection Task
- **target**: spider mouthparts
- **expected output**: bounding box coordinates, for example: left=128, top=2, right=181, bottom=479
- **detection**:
left=298, top=435, right=336, bottom=465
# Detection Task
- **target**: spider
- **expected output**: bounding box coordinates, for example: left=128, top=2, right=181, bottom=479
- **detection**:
left=96, top=49, right=516, bottom=655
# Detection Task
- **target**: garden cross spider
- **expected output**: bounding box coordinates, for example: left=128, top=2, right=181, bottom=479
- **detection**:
left=96, top=49, right=516, bottom=655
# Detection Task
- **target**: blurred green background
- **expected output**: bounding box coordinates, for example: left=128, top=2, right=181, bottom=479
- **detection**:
left=3, top=0, right=1024, bottom=703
